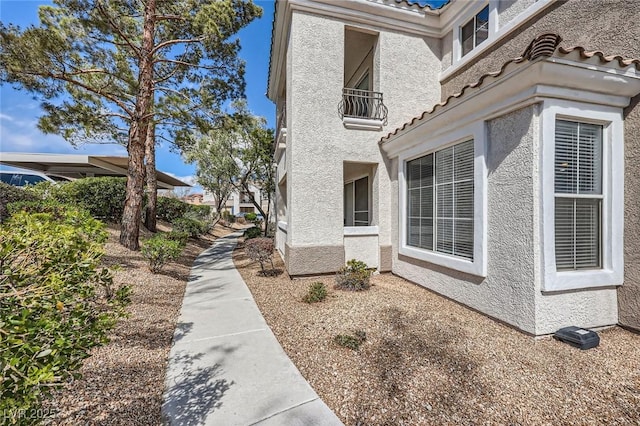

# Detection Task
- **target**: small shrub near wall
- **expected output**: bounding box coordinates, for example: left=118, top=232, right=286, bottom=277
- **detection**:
left=245, top=237, right=275, bottom=275
left=302, top=282, right=328, bottom=303
left=244, top=226, right=262, bottom=240
left=335, top=259, right=372, bottom=291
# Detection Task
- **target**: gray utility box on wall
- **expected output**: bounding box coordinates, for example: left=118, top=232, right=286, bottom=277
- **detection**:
left=554, top=326, right=600, bottom=350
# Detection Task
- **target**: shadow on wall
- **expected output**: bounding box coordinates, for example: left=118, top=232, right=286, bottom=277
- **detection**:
left=162, top=351, right=234, bottom=426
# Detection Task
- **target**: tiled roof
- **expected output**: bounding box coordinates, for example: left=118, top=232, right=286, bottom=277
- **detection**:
left=378, top=0, right=450, bottom=11
left=380, top=33, right=640, bottom=143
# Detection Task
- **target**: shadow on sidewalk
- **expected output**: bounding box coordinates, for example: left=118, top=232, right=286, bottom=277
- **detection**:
left=162, top=351, right=234, bottom=426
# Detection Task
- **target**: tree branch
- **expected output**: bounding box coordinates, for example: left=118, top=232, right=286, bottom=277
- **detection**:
left=151, top=37, right=205, bottom=55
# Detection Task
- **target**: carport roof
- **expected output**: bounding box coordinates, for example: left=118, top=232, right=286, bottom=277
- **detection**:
left=0, top=153, right=190, bottom=189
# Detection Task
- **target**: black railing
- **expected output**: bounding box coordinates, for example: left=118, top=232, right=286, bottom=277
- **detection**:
left=338, top=88, right=388, bottom=124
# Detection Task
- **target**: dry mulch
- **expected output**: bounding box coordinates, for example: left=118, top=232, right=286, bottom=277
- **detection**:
left=43, top=222, right=236, bottom=425
left=233, top=243, right=640, bottom=426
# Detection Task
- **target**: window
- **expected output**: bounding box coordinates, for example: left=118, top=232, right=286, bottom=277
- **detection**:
left=554, top=120, right=602, bottom=271
left=461, top=5, right=489, bottom=57
left=540, top=100, right=623, bottom=292
left=344, top=176, right=369, bottom=226
left=406, top=140, right=474, bottom=260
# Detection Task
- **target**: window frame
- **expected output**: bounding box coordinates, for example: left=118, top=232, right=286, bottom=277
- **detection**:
left=344, top=174, right=371, bottom=227
left=398, top=121, right=487, bottom=277
left=540, top=100, right=624, bottom=292
left=460, top=4, right=490, bottom=58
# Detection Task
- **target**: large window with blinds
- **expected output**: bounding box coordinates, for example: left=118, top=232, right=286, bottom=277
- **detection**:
left=406, top=140, right=474, bottom=260
left=554, top=120, right=603, bottom=270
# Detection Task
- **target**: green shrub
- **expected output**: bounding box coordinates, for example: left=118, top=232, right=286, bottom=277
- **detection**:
left=334, top=330, right=367, bottom=350
left=335, top=259, right=372, bottom=291
left=67, top=177, right=127, bottom=222
left=302, top=282, right=328, bottom=304
left=173, top=217, right=208, bottom=238
left=7, top=200, right=70, bottom=220
left=0, top=208, right=130, bottom=415
left=245, top=237, right=275, bottom=275
left=165, top=230, right=190, bottom=246
left=244, top=226, right=262, bottom=240
left=156, top=197, right=190, bottom=223
left=0, top=182, right=38, bottom=222
left=187, top=204, right=211, bottom=219
left=221, top=210, right=235, bottom=223
left=141, top=235, right=184, bottom=273
left=245, top=212, right=257, bottom=222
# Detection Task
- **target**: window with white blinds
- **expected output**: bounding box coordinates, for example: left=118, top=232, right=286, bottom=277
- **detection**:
left=407, top=140, right=474, bottom=260
left=554, top=120, right=603, bottom=270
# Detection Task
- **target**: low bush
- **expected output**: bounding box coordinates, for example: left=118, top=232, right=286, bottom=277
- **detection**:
left=62, top=177, right=127, bottom=222
left=334, top=330, right=367, bottom=350
left=0, top=182, right=38, bottom=222
left=164, top=230, right=190, bottom=246
left=221, top=210, right=235, bottom=223
left=335, top=259, right=372, bottom=291
left=187, top=204, right=211, bottom=219
left=244, top=226, right=262, bottom=240
left=173, top=217, right=208, bottom=238
left=302, top=282, right=328, bottom=304
left=141, top=234, right=184, bottom=273
left=0, top=207, right=130, bottom=415
left=245, top=212, right=257, bottom=222
left=7, top=200, right=70, bottom=220
left=245, top=237, right=275, bottom=274
left=156, top=197, right=190, bottom=223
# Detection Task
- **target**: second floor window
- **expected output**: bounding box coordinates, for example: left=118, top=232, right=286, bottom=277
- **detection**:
left=461, top=5, right=489, bottom=57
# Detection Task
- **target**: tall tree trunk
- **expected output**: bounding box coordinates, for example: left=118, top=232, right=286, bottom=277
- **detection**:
left=119, top=0, right=156, bottom=250
left=144, top=119, right=157, bottom=232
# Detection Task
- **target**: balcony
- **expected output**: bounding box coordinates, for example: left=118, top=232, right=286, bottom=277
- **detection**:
left=338, top=88, right=388, bottom=131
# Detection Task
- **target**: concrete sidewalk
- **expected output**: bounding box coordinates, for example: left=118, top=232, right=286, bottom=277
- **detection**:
left=162, top=232, right=343, bottom=426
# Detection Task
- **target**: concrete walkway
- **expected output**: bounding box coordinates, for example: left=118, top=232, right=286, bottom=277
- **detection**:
left=162, top=232, right=343, bottom=426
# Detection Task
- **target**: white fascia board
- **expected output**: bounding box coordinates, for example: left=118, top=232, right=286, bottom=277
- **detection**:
left=267, top=0, right=291, bottom=101
left=290, top=0, right=442, bottom=37
left=382, top=58, right=640, bottom=158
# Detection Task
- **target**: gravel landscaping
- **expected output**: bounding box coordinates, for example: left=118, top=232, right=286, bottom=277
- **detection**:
left=43, top=223, right=235, bottom=425
left=233, top=242, right=640, bottom=426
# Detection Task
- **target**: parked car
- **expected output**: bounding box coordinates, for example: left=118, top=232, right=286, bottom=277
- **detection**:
left=0, top=171, right=70, bottom=187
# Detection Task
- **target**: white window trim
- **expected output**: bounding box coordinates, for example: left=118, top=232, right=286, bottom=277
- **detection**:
left=443, top=0, right=555, bottom=82
left=398, top=121, right=487, bottom=277
left=540, top=100, right=624, bottom=292
left=452, top=1, right=495, bottom=67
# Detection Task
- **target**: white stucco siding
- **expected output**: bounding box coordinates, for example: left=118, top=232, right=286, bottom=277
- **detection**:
left=286, top=11, right=442, bottom=251
left=344, top=234, right=379, bottom=267
left=288, top=12, right=345, bottom=246
left=391, top=106, right=539, bottom=333
left=497, top=0, right=538, bottom=29
left=378, top=33, right=441, bottom=133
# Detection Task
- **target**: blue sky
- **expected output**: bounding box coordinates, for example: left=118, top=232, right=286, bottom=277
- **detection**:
left=0, top=0, right=276, bottom=186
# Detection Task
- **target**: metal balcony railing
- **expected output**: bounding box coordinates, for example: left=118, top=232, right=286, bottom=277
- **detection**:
left=338, top=88, right=388, bottom=124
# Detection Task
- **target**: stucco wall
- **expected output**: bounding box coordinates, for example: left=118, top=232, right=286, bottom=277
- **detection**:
left=497, top=0, right=538, bottom=29
left=392, top=106, right=538, bottom=333
left=285, top=11, right=441, bottom=274
left=438, top=0, right=640, bottom=332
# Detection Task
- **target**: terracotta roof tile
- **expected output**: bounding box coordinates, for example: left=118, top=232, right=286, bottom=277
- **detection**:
left=379, top=34, right=640, bottom=143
